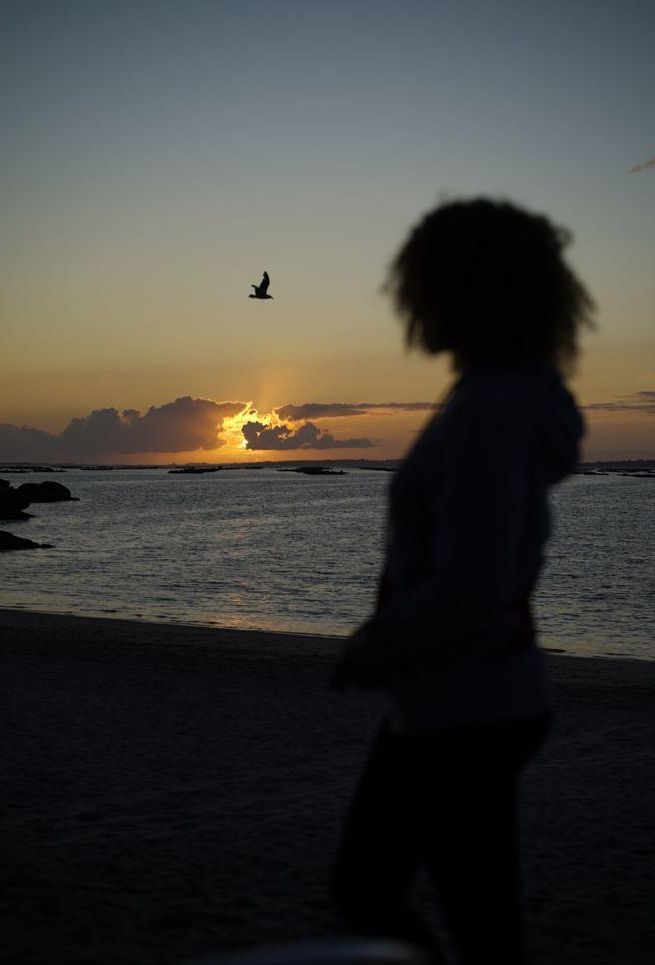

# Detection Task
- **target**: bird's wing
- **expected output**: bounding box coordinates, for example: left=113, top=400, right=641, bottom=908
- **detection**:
left=260, top=272, right=270, bottom=294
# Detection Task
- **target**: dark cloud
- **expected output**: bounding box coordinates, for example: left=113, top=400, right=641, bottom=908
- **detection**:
left=0, top=397, right=246, bottom=460
left=0, top=424, right=59, bottom=461
left=277, top=403, right=370, bottom=421
left=368, top=401, right=438, bottom=412
left=276, top=401, right=437, bottom=421
left=1, top=396, right=438, bottom=461
left=242, top=421, right=375, bottom=451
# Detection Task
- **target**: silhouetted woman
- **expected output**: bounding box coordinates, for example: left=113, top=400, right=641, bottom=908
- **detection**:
left=331, top=198, right=594, bottom=965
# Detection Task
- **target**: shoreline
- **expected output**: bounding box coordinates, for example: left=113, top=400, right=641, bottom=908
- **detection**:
left=1, top=604, right=653, bottom=664
left=3, top=608, right=655, bottom=964
left=0, top=605, right=346, bottom=644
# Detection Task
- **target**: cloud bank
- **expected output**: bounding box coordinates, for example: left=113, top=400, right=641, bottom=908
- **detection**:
left=0, top=397, right=246, bottom=460
left=3, top=389, right=653, bottom=462
left=2, top=396, right=439, bottom=460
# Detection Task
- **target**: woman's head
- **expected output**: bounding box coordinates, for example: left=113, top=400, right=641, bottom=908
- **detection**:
left=387, top=197, right=594, bottom=373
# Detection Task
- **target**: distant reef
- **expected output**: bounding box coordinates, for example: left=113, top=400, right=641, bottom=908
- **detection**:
left=575, top=460, right=655, bottom=478
left=168, top=467, right=223, bottom=475
left=0, top=465, right=66, bottom=473
left=276, top=466, right=346, bottom=476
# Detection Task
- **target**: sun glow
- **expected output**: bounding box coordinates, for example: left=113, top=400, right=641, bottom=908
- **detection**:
left=220, top=404, right=278, bottom=451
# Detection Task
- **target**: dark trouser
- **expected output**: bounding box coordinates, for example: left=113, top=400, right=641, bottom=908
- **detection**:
left=332, top=714, right=549, bottom=965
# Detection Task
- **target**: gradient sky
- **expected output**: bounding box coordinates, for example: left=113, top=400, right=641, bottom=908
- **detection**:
left=1, top=0, right=653, bottom=462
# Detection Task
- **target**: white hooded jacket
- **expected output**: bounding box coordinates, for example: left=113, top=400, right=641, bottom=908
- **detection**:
left=357, top=363, right=584, bottom=732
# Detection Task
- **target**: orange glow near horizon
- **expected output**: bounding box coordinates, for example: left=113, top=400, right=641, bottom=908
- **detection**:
left=1, top=388, right=654, bottom=465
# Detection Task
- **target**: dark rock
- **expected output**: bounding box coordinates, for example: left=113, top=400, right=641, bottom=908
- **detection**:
left=0, top=481, right=33, bottom=518
left=0, top=531, right=53, bottom=552
left=15, top=481, right=78, bottom=502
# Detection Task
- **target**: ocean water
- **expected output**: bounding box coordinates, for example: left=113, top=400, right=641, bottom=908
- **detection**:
left=1, top=468, right=653, bottom=660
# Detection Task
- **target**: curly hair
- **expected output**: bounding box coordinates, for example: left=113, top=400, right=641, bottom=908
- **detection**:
left=387, top=198, right=595, bottom=373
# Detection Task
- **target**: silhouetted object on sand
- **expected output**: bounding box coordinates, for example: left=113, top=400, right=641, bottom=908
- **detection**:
left=0, top=480, right=33, bottom=519
left=0, top=530, right=53, bottom=551
left=249, top=271, right=274, bottom=299
left=16, top=481, right=78, bottom=502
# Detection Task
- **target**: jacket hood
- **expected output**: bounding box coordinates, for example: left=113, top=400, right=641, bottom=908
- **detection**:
left=459, top=364, right=584, bottom=484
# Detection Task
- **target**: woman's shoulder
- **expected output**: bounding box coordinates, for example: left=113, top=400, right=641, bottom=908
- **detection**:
left=443, top=364, right=583, bottom=481
left=442, top=370, right=525, bottom=434
left=447, top=363, right=569, bottom=421
left=398, top=375, right=520, bottom=471
left=397, top=365, right=563, bottom=475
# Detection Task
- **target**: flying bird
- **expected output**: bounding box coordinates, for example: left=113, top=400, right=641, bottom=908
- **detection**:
left=249, top=271, right=273, bottom=299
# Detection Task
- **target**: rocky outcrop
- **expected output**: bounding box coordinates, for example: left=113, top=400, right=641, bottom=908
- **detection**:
left=15, top=481, right=78, bottom=502
left=0, top=480, right=33, bottom=519
left=0, top=531, right=53, bottom=552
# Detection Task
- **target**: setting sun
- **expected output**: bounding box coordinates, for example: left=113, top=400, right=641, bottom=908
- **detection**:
left=220, top=405, right=257, bottom=451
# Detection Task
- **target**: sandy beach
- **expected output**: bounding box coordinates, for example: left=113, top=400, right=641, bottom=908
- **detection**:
left=1, top=608, right=654, bottom=965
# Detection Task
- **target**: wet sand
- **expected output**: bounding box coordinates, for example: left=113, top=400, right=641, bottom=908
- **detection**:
left=1, top=608, right=654, bottom=964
